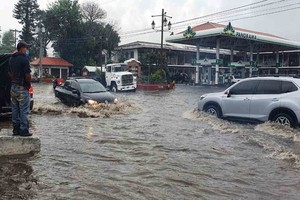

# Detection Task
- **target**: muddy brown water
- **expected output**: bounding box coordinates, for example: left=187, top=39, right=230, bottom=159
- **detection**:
left=0, top=83, right=300, bottom=200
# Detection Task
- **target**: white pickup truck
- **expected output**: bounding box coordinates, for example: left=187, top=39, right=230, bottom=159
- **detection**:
left=105, top=63, right=136, bottom=92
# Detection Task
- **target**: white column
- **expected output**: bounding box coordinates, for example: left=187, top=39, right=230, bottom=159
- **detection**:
left=230, top=47, right=234, bottom=74
left=276, top=50, right=279, bottom=74
left=134, top=49, right=138, bottom=60
left=249, top=43, right=253, bottom=77
left=196, top=43, right=200, bottom=84
left=60, top=68, right=62, bottom=79
left=215, top=38, right=220, bottom=85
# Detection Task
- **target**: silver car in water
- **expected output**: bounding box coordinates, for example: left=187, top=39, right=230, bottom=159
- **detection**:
left=198, top=77, right=300, bottom=127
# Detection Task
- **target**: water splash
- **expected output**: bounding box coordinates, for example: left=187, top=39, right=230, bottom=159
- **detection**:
left=184, top=108, right=300, bottom=168
left=183, top=108, right=248, bottom=134
left=255, top=122, right=300, bottom=142
left=31, top=100, right=141, bottom=118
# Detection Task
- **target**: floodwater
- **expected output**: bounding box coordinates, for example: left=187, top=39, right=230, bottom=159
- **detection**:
left=1, top=83, right=300, bottom=200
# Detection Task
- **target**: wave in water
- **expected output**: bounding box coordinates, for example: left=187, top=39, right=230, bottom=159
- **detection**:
left=184, top=108, right=300, bottom=168
left=31, top=100, right=141, bottom=118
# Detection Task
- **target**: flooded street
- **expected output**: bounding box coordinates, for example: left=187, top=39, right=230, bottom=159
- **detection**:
left=1, top=83, right=300, bottom=199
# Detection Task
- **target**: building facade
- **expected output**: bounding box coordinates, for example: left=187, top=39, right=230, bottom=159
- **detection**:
left=114, top=41, right=231, bottom=83
left=30, top=57, right=73, bottom=80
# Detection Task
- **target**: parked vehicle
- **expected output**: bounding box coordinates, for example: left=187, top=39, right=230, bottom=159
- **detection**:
left=198, top=77, right=300, bottom=127
left=0, top=53, right=34, bottom=116
left=105, top=63, right=136, bottom=92
left=54, top=78, right=117, bottom=107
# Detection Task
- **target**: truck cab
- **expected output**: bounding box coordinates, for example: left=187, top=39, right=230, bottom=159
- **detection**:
left=105, top=63, right=136, bottom=92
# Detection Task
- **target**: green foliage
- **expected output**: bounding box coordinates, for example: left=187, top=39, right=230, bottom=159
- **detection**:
left=43, top=0, right=120, bottom=68
left=0, top=31, right=15, bottom=53
left=2, top=31, right=15, bottom=48
left=13, top=0, right=40, bottom=44
left=149, top=69, right=167, bottom=83
left=102, top=24, right=120, bottom=61
left=87, top=57, right=97, bottom=66
left=139, top=51, right=169, bottom=83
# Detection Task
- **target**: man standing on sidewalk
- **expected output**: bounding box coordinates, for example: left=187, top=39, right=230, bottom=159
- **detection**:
left=8, top=41, right=32, bottom=136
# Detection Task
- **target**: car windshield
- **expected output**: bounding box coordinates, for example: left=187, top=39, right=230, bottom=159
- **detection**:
left=79, top=81, right=106, bottom=93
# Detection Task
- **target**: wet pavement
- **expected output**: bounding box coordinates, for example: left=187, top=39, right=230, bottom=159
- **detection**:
left=0, top=83, right=300, bottom=199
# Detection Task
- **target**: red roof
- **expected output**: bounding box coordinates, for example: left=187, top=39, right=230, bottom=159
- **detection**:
left=181, top=22, right=286, bottom=40
left=30, top=57, right=73, bottom=67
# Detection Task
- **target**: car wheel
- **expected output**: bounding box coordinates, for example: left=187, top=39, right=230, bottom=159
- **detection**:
left=272, top=113, right=295, bottom=127
left=204, top=105, right=221, bottom=118
left=111, top=83, right=118, bottom=93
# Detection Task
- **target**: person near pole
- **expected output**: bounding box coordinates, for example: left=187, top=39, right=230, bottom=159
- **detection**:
left=8, top=41, right=32, bottom=136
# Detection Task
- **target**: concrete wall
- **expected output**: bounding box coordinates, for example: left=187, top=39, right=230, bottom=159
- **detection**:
left=0, top=136, right=41, bottom=156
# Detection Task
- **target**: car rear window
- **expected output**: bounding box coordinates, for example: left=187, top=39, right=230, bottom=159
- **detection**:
left=255, top=80, right=281, bottom=94
left=281, top=81, right=298, bottom=93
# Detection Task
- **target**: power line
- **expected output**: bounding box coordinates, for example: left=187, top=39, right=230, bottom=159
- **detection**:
left=120, top=0, right=300, bottom=39
left=120, top=0, right=271, bottom=36
left=173, top=0, right=269, bottom=25
left=170, top=1, right=300, bottom=32
left=99, top=0, right=118, bottom=5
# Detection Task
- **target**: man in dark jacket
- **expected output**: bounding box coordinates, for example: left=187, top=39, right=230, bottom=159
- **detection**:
left=8, top=41, right=32, bottom=136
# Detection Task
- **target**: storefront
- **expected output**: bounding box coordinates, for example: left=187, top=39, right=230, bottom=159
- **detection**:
left=166, top=22, right=300, bottom=85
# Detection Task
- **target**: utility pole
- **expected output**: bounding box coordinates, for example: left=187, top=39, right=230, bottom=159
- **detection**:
left=37, top=26, right=45, bottom=80
left=99, top=35, right=103, bottom=70
left=9, top=29, right=22, bottom=47
left=151, top=9, right=172, bottom=70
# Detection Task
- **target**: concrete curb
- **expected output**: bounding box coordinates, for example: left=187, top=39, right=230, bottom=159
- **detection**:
left=0, top=135, right=41, bottom=156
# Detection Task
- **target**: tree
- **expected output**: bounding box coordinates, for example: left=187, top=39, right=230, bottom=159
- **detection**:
left=44, top=0, right=83, bottom=66
left=44, top=0, right=120, bottom=68
left=2, top=31, right=15, bottom=48
left=81, top=1, right=106, bottom=23
left=13, top=0, right=40, bottom=43
left=102, top=24, right=120, bottom=61
left=0, top=31, right=15, bottom=53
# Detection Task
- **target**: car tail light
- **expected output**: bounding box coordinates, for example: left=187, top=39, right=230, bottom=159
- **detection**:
left=29, top=86, right=33, bottom=98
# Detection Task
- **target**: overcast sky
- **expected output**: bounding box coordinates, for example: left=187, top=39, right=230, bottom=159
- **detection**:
left=1, top=0, right=300, bottom=46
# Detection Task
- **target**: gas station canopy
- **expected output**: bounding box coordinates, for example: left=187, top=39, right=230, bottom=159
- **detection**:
left=166, top=22, right=300, bottom=52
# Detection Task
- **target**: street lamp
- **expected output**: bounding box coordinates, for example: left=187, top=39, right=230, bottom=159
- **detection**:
left=151, top=9, right=172, bottom=70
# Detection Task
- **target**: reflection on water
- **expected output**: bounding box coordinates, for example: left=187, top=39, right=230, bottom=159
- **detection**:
left=1, top=83, right=300, bottom=199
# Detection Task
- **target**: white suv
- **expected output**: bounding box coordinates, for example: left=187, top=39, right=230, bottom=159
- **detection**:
left=198, top=77, right=300, bottom=127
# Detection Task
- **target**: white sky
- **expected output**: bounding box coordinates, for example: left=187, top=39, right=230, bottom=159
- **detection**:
left=1, top=0, right=300, bottom=46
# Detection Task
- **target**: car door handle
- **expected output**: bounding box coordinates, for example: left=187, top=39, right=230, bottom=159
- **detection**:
left=243, top=98, right=250, bottom=101
left=272, top=98, right=279, bottom=102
